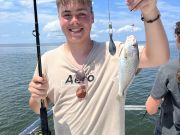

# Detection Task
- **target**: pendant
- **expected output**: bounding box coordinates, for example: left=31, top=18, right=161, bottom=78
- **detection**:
left=75, top=70, right=86, bottom=82
left=76, top=85, right=86, bottom=99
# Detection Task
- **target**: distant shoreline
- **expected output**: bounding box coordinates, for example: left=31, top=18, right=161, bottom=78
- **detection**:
left=0, top=40, right=176, bottom=46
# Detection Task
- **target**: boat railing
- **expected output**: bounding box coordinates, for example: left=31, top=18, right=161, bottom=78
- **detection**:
left=19, top=109, right=53, bottom=135
left=19, top=105, right=146, bottom=135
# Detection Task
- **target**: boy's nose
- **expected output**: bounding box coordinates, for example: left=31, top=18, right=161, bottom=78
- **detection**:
left=70, top=16, right=79, bottom=24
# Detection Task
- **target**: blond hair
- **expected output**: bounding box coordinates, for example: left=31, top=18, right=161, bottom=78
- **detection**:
left=56, top=0, right=93, bottom=12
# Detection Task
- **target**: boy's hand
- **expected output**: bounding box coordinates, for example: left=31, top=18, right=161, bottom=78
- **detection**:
left=126, top=0, right=157, bottom=15
left=29, top=75, right=49, bottom=101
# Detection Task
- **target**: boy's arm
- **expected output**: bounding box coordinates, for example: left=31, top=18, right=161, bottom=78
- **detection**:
left=126, top=0, right=170, bottom=68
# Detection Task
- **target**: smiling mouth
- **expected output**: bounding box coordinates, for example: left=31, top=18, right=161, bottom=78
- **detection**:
left=69, top=28, right=83, bottom=33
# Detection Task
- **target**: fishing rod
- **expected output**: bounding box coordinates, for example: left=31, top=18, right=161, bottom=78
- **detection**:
left=107, top=0, right=116, bottom=55
left=32, top=0, right=51, bottom=134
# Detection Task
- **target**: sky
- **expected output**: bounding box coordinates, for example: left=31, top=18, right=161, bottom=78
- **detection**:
left=0, top=0, right=180, bottom=44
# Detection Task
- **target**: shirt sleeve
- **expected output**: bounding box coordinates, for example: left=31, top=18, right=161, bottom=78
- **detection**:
left=33, top=53, right=48, bottom=77
left=150, top=66, right=169, bottom=99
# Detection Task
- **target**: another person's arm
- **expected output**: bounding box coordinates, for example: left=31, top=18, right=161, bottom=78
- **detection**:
left=146, top=95, right=161, bottom=115
left=145, top=65, right=168, bottom=115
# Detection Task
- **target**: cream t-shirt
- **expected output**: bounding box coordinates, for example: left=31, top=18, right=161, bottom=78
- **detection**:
left=40, top=41, right=143, bottom=135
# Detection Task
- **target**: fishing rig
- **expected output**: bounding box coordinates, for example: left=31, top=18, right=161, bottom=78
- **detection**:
left=107, top=0, right=143, bottom=56
left=32, top=0, right=51, bottom=134
left=107, top=0, right=116, bottom=55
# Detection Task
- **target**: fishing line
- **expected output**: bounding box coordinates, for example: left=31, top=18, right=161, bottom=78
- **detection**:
left=108, top=0, right=111, bottom=24
left=108, top=0, right=116, bottom=55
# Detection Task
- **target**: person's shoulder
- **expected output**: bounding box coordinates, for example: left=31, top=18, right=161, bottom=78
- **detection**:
left=107, top=40, right=124, bottom=56
left=94, top=40, right=123, bottom=47
left=43, top=43, right=64, bottom=56
left=104, top=40, right=123, bottom=54
left=93, top=40, right=105, bottom=46
left=159, top=59, right=178, bottom=73
left=41, top=43, right=64, bottom=61
left=162, top=59, right=178, bottom=68
left=93, top=40, right=110, bottom=52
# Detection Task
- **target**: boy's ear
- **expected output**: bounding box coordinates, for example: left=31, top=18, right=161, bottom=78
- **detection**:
left=92, top=12, right=94, bottom=23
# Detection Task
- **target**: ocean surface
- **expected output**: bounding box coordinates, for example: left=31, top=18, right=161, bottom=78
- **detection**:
left=0, top=41, right=178, bottom=135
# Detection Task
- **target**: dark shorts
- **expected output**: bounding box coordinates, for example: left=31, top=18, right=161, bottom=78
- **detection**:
left=155, top=128, right=161, bottom=135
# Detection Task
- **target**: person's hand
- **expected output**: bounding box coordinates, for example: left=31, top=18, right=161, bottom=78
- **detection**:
left=126, top=0, right=157, bottom=15
left=28, top=75, right=49, bottom=101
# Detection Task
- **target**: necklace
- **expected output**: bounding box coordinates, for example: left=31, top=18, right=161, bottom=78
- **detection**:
left=64, top=41, right=95, bottom=99
left=75, top=69, right=87, bottom=99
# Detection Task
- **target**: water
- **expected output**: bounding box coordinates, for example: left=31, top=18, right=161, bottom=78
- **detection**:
left=0, top=42, right=177, bottom=135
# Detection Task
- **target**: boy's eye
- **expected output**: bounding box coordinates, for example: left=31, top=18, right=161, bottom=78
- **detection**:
left=64, top=14, right=71, bottom=17
left=77, top=13, right=88, bottom=19
left=62, top=13, right=72, bottom=19
left=79, top=13, right=86, bottom=17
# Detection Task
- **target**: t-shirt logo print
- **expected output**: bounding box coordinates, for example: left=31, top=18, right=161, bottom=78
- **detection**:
left=65, top=69, right=95, bottom=99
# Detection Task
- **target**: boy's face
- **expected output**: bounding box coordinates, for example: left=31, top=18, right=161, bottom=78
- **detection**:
left=59, top=2, right=94, bottom=43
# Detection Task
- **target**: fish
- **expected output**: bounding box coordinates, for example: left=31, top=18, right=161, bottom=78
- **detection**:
left=118, top=35, right=140, bottom=97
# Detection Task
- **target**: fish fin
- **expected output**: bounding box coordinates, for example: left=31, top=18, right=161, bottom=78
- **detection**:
left=121, top=76, right=135, bottom=97
left=116, top=94, right=123, bottom=101
left=118, top=87, right=127, bottom=97
left=124, top=48, right=128, bottom=58
left=135, top=68, right=142, bottom=75
left=118, top=89, right=123, bottom=97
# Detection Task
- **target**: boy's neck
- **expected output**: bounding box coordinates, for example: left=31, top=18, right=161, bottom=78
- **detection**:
left=64, top=40, right=94, bottom=67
